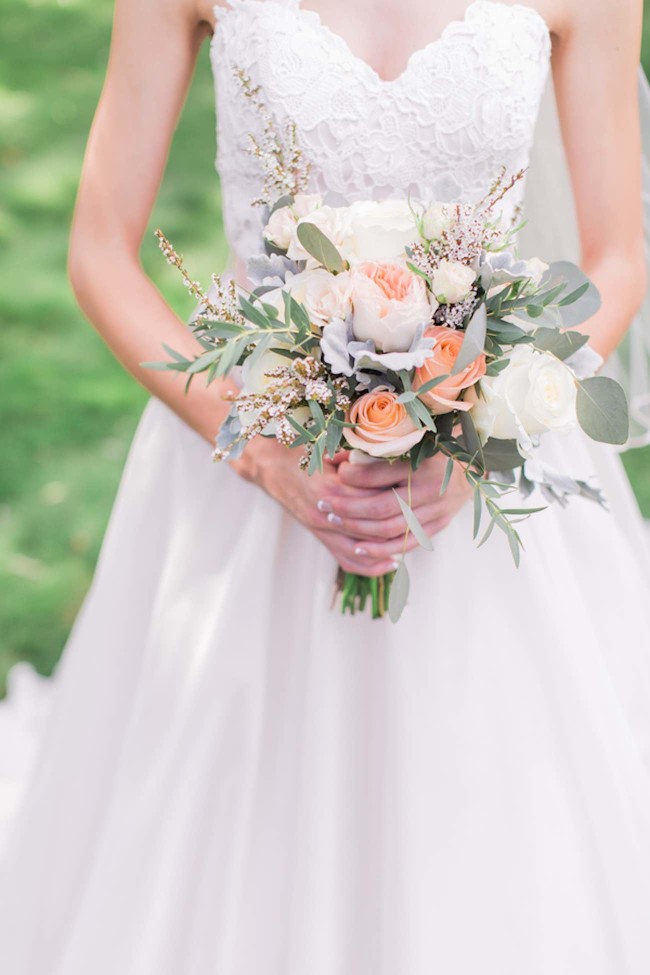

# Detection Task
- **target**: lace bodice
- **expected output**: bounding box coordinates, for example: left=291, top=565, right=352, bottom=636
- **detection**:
left=210, top=0, right=551, bottom=262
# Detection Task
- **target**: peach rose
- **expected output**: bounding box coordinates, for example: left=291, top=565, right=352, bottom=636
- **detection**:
left=413, top=326, right=486, bottom=414
left=343, top=386, right=426, bottom=458
left=350, top=261, right=436, bottom=353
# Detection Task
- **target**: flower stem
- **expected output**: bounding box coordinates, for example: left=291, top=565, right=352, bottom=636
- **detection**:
left=337, top=570, right=395, bottom=619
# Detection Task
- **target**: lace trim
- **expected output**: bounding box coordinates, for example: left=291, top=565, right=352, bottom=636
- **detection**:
left=212, top=0, right=551, bottom=67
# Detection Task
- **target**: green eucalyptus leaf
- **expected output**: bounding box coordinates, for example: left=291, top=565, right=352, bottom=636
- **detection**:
left=307, top=436, right=326, bottom=475
left=197, top=322, right=245, bottom=340
left=393, top=491, right=434, bottom=551
left=576, top=376, right=629, bottom=445
left=162, top=344, right=192, bottom=363
left=415, top=374, right=450, bottom=396
left=408, top=433, right=438, bottom=470
left=296, top=222, right=346, bottom=273
left=487, top=319, right=531, bottom=344
left=142, top=360, right=187, bottom=372
left=239, top=295, right=273, bottom=330
left=453, top=304, right=487, bottom=374
left=326, top=417, right=343, bottom=458
left=507, top=527, right=522, bottom=567
left=480, top=437, right=525, bottom=471
left=541, top=261, right=602, bottom=327
left=440, top=456, right=455, bottom=496
left=388, top=560, right=410, bottom=623
left=244, top=333, right=274, bottom=370
left=269, top=193, right=294, bottom=216
left=532, top=327, right=589, bottom=360
left=186, top=348, right=223, bottom=375
left=459, top=411, right=485, bottom=471
left=406, top=397, right=437, bottom=430
left=473, top=485, right=482, bottom=539
left=485, top=359, right=510, bottom=377
left=477, top=517, right=497, bottom=548
left=559, top=281, right=589, bottom=306
left=308, top=399, right=327, bottom=431
left=286, top=413, right=314, bottom=441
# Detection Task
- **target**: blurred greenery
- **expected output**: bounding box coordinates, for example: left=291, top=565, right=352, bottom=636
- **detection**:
left=1, top=0, right=649, bottom=690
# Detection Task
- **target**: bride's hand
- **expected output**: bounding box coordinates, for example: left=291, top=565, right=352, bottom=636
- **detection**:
left=231, top=436, right=401, bottom=576
left=324, top=452, right=472, bottom=570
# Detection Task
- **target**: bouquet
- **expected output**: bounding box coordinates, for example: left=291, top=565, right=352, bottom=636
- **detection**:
left=147, top=72, right=629, bottom=622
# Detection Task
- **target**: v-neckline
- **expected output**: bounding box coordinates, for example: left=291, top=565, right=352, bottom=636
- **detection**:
left=213, top=0, right=551, bottom=88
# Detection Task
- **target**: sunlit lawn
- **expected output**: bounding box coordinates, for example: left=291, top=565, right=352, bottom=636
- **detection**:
left=1, top=0, right=649, bottom=691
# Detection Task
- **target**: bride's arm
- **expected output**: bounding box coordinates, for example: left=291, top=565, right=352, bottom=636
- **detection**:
left=552, top=0, right=646, bottom=359
left=68, top=0, right=229, bottom=443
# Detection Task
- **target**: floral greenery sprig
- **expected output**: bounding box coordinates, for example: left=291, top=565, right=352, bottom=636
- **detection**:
left=235, top=68, right=312, bottom=206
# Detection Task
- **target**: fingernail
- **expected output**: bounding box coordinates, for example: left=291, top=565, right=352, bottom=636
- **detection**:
left=327, top=512, right=343, bottom=526
left=317, top=499, right=333, bottom=513
left=354, top=546, right=369, bottom=557
left=390, top=560, right=400, bottom=571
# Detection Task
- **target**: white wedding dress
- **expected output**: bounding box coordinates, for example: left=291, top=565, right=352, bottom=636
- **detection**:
left=3, top=1, right=650, bottom=972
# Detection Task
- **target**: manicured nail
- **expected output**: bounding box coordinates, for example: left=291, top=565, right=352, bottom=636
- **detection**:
left=354, top=546, right=369, bottom=557
left=317, top=499, right=333, bottom=513
left=327, top=512, right=343, bottom=526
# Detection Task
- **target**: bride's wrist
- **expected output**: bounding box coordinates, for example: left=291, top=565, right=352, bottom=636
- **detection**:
left=229, top=433, right=278, bottom=490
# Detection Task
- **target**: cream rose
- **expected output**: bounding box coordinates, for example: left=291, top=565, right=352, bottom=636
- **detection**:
left=466, top=345, right=578, bottom=448
left=343, top=386, right=426, bottom=458
left=263, top=193, right=323, bottom=250
left=413, top=326, right=486, bottom=414
left=349, top=261, right=436, bottom=353
left=422, top=203, right=454, bottom=241
left=343, top=199, right=420, bottom=262
left=430, top=259, right=477, bottom=304
left=287, top=205, right=354, bottom=263
left=284, top=268, right=352, bottom=330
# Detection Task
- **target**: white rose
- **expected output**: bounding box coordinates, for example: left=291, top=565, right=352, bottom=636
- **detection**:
left=263, top=193, right=323, bottom=250
left=349, top=261, right=436, bottom=353
left=284, top=268, right=352, bottom=329
left=422, top=202, right=454, bottom=241
left=343, top=199, right=419, bottom=263
left=287, top=205, right=354, bottom=263
left=430, top=259, right=477, bottom=304
left=466, top=345, right=578, bottom=449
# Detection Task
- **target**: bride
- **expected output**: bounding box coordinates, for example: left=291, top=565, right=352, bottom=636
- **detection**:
left=2, top=0, right=650, bottom=971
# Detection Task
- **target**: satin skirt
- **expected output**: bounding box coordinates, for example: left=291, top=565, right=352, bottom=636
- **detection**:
left=2, top=396, right=650, bottom=975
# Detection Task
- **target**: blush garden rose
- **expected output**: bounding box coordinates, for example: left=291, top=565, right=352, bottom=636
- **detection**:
left=349, top=261, right=436, bottom=352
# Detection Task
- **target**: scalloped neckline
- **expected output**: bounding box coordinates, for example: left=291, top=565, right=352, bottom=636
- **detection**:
left=212, top=0, right=551, bottom=87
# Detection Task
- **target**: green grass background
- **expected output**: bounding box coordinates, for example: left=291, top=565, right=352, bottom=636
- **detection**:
left=1, top=0, right=650, bottom=690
